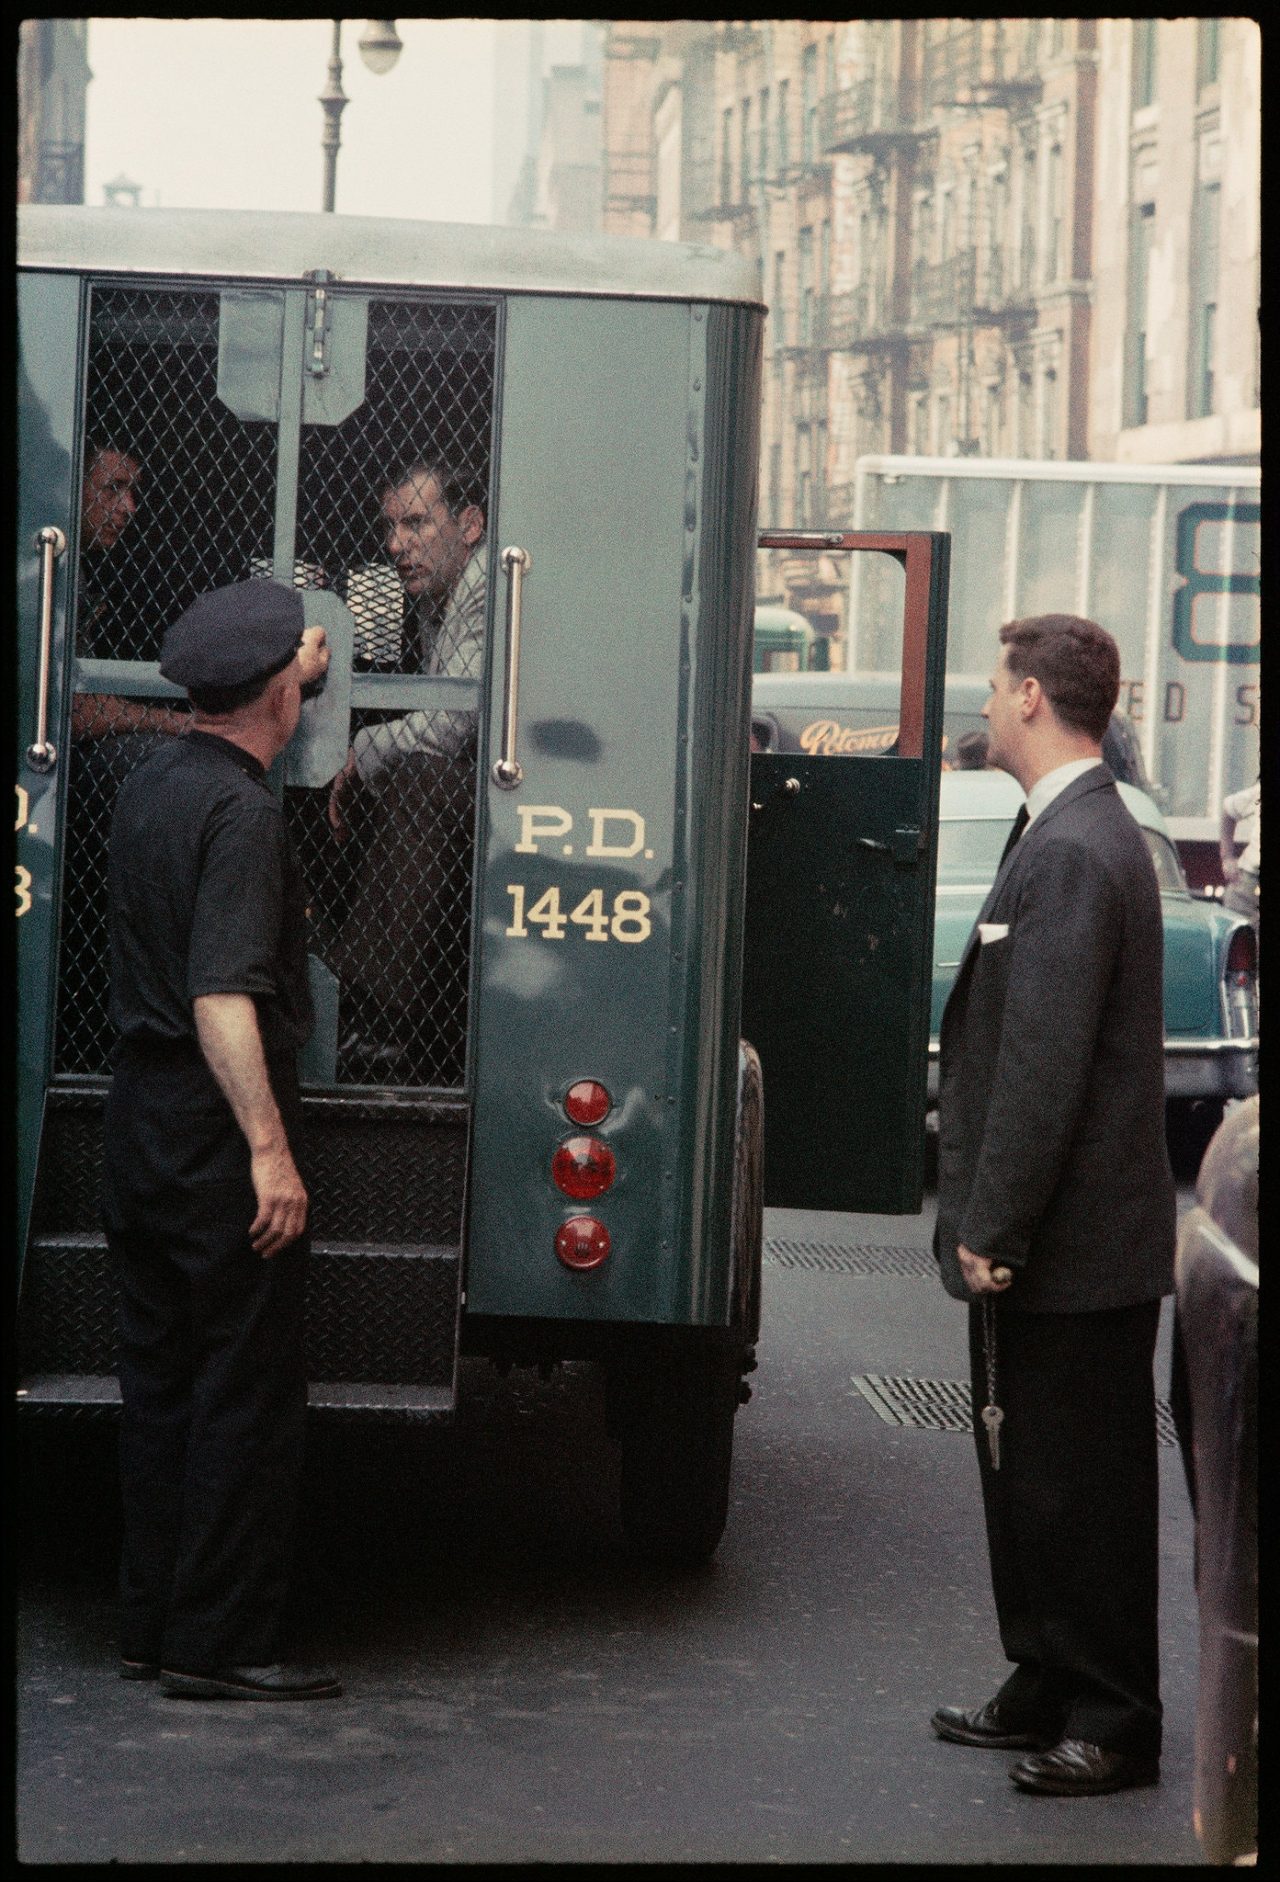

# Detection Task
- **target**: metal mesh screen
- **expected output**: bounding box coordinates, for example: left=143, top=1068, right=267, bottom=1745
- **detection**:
left=284, top=297, right=495, bottom=1089
left=57, top=285, right=279, bottom=1075
left=54, top=287, right=496, bottom=1092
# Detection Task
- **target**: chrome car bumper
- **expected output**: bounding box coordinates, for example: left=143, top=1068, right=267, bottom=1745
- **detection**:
left=925, top=1037, right=1258, bottom=1103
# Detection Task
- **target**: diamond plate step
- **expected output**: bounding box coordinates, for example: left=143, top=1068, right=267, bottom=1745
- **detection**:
left=16, top=1373, right=456, bottom=1424
left=19, top=1232, right=461, bottom=1393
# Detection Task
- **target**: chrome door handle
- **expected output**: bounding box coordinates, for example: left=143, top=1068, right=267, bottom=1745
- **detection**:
left=491, top=545, right=531, bottom=790
left=27, top=525, right=67, bottom=773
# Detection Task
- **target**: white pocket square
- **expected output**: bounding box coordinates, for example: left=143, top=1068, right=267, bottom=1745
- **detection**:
left=978, top=923, right=1010, bottom=944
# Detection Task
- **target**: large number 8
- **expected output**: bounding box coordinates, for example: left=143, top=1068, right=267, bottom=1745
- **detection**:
left=1171, top=501, right=1261, bottom=665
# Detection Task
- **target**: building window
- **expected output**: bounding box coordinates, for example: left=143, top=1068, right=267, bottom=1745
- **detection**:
left=1049, top=19, right=1065, bottom=59
left=934, top=392, right=951, bottom=455
left=768, top=442, right=782, bottom=522
left=1045, top=143, right=1064, bottom=284
left=1132, top=20, right=1157, bottom=111
left=798, top=226, right=814, bottom=342
left=802, top=45, right=818, bottom=163
left=820, top=218, right=831, bottom=300
left=1040, top=367, right=1059, bottom=458
left=773, top=250, right=787, bottom=347
left=984, top=382, right=1002, bottom=455
left=1019, top=143, right=1037, bottom=288
left=1125, top=201, right=1155, bottom=427
left=759, top=87, right=770, bottom=177
left=720, top=108, right=733, bottom=205
left=777, top=80, right=790, bottom=173
left=1016, top=370, right=1033, bottom=454
left=1189, top=179, right=1221, bottom=417
left=910, top=392, right=929, bottom=456
left=1197, top=19, right=1221, bottom=93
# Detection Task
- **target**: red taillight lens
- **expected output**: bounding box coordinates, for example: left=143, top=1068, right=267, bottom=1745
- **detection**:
left=565, top=1079, right=611, bottom=1126
left=1226, top=926, right=1257, bottom=979
left=555, top=1216, right=611, bottom=1270
left=552, top=1134, right=616, bottom=1200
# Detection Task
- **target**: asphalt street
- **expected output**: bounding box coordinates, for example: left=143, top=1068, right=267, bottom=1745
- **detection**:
left=16, top=1185, right=1204, bottom=1865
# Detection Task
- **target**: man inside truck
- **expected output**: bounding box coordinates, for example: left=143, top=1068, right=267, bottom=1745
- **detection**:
left=326, top=458, right=487, bottom=1085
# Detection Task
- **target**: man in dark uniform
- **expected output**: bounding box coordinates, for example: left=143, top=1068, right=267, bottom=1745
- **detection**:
left=103, top=579, right=339, bottom=1701
left=930, top=613, right=1176, bottom=1796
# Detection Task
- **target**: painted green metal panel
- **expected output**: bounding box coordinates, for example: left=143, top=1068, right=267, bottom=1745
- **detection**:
left=741, top=536, right=949, bottom=1214
left=16, top=272, right=83, bottom=1274
left=467, top=293, right=739, bottom=1325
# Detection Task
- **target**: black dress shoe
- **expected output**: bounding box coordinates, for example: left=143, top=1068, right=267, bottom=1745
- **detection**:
left=119, top=1658, right=160, bottom=1681
left=932, top=1698, right=1055, bottom=1750
left=1010, top=1737, right=1159, bottom=1796
left=159, top=1663, right=342, bottom=1701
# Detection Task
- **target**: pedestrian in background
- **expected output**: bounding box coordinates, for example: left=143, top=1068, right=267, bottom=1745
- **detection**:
left=1219, top=780, right=1260, bottom=931
left=930, top=612, right=1176, bottom=1796
left=104, top=580, right=340, bottom=1701
left=952, top=728, right=991, bottom=769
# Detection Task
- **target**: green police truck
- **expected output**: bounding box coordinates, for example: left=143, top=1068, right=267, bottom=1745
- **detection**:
left=17, top=206, right=948, bottom=1564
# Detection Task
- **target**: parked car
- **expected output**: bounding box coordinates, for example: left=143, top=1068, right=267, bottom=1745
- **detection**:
left=927, top=769, right=1258, bottom=1167
left=1173, top=1096, right=1258, bottom=1865
left=750, top=670, right=1160, bottom=799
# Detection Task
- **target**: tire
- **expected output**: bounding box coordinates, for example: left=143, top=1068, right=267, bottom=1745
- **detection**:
left=610, top=1044, right=764, bottom=1568
left=611, top=1329, right=741, bottom=1568
left=1166, top=1098, right=1226, bottom=1182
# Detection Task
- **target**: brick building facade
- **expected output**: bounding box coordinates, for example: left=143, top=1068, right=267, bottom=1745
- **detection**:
left=600, top=17, right=1259, bottom=554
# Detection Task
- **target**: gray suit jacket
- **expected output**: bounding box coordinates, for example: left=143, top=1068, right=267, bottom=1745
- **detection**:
left=935, top=763, right=1176, bottom=1312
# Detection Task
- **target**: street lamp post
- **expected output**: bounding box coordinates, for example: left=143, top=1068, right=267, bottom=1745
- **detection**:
left=319, top=18, right=403, bottom=213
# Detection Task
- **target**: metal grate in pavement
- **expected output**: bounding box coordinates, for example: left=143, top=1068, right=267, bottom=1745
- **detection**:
left=851, top=1375, right=1180, bottom=1446
left=764, top=1240, right=936, bottom=1277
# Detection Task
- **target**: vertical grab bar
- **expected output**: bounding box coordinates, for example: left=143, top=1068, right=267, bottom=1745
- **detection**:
left=27, top=525, right=67, bottom=774
left=491, top=545, right=531, bottom=790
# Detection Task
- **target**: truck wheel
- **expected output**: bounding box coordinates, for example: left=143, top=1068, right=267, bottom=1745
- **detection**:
left=611, top=1331, right=741, bottom=1568
left=610, top=1043, right=764, bottom=1568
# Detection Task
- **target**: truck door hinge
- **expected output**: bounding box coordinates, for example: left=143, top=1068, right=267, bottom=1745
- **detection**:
left=304, top=269, right=334, bottom=377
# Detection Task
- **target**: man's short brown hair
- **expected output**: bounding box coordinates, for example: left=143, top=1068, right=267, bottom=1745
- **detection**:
left=998, top=613, right=1120, bottom=742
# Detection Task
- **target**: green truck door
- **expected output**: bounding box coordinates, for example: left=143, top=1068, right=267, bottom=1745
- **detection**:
left=742, top=532, right=949, bottom=1213
left=16, top=273, right=82, bottom=1275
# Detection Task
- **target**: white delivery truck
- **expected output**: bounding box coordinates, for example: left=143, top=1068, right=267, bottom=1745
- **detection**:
left=849, top=456, right=1260, bottom=892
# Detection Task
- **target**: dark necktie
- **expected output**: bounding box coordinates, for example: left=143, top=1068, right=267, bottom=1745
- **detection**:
left=998, top=804, right=1030, bottom=868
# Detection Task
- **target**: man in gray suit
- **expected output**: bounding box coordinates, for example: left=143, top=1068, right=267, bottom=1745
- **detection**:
left=930, top=613, right=1176, bottom=1797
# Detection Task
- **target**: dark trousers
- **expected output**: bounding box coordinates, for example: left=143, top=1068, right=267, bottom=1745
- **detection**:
left=104, top=1051, right=308, bottom=1669
left=968, top=1298, right=1163, bottom=1760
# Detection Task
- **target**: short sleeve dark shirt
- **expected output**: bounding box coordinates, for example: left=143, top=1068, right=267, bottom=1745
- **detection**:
left=106, top=732, right=312, bottom=1067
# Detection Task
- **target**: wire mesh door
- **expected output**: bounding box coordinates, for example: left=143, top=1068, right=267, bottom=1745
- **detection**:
left=56, top=281, right=498, bottom=1094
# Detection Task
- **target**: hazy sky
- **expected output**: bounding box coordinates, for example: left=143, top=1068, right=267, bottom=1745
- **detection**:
left=84, top=18, right=498, bottom=222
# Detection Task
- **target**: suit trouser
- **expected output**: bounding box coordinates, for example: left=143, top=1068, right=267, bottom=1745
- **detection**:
left=104, top=1052, right=308, bottom=1670
left=968, top=1298, right=1163, bottom=1759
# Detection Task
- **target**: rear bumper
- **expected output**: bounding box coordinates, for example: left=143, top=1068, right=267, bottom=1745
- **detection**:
left=925, top=1037, right=1258, bottom=1104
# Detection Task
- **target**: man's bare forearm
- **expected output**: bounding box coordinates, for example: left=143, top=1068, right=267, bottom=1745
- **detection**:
left=193, top=993, right=288, bottom=1152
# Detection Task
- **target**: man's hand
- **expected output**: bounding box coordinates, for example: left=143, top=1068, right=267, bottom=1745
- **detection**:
left=298, top=624, right=331, bottom=701
left=958, top=1243, right=1014, bottom=1295
left=1221, top=853, right=1241, bottom=884
left=248, top=1142, right=309, bottom=1259
left=328, top=748, right=361, bottom=844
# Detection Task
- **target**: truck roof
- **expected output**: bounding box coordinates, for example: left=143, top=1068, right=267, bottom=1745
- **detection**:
left=855, top=453, right=1259, bottom=489
left=17, top=204, right=763, bottom=308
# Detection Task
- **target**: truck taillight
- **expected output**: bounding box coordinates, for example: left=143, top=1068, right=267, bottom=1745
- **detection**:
left=564, top=1079, right=611, bottom=1126
left=555, top=1216, right=611, bottom=1270
left=552, top=1135, right=616, bottom=1200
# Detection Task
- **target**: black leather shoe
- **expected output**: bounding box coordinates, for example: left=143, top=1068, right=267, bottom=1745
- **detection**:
left=159, top=1663, right=342, bottom=1701
left=119, top=1658, right=160, bottom=1681
left=932, top=1698, right=1055, bottom=1750
left=1010, top=1738, right=1159, bottom=1796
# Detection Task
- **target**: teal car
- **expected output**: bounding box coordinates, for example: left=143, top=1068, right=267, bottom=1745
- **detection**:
left=928, top=770, right=1258, bottom=1161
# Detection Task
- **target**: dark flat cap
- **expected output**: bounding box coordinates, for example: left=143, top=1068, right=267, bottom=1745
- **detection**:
left=160, top=580, right=303, bottom=691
